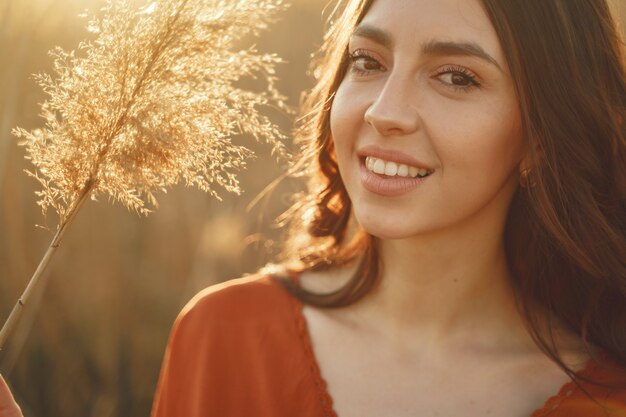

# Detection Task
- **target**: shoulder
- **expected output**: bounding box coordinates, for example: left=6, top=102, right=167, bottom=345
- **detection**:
left=175, top=273, right=292, bottom=330
left=182, top=273, right=285, bottom=315
left=588, top=353, right=626, bottom=388
left=163, top=272, right=303, bottom=365
left=560, top=354, right=626, bottom=416
left=152, top=273, right=329, bottom=417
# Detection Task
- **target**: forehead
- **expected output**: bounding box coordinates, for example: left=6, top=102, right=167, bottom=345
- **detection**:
left=357, top=0, right=504, bottom=60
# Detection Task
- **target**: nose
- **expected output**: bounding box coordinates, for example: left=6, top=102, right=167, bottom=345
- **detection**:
left=364, top=73, right=421, bottom=136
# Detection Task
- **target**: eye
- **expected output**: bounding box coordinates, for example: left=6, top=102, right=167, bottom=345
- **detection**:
left=435, top=65, right=481, bottom=92
left=348, top=50, right=385, bottom=76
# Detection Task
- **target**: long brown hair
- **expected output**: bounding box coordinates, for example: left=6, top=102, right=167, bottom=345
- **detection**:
left=273, top=0, right=626, bottom=381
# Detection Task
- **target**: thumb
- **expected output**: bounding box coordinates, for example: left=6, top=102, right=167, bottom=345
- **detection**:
left=0, top=375, right=23, bottom=417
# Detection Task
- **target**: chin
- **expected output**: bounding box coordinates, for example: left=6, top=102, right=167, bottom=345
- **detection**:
left=356, top=215, right=429, bottom=241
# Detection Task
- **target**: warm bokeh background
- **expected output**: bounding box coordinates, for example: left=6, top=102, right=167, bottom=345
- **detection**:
left=1, top=1, right=625, bottom=416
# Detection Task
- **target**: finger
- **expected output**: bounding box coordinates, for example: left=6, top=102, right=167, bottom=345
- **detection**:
left=0, top=375, right=23, bottom=417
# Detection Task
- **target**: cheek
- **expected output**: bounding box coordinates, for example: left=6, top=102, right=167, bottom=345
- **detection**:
left=434, top=103, right=524, bottom=175
left=482, top=110, right=524, bottom=171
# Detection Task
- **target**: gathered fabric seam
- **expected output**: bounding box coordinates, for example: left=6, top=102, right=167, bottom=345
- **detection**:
left=289, top=294, right=339, bottom=417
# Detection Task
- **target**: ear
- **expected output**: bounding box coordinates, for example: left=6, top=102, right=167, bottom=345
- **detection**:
left=518, top=157, right=532, bottom=188
left=518, top=156, right=531, bottom=174
left=518, top=143, right=542, bottom=188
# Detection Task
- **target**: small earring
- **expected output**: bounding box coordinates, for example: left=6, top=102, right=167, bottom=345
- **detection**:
left=519, top=168, right=533, bottom=188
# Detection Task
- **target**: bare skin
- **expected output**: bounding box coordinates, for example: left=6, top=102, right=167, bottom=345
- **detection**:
left=300, top=266, right=589, bottom=417
left=0, top=375, right=22, bottom=417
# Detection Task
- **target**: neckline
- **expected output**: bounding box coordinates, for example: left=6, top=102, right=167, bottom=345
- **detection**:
left=282, top=283, right=338, bottom=417
left=277, top=276, right=600, bottom=417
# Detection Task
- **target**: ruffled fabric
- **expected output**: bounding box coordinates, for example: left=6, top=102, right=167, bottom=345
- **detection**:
left=530, top=361, right=594, bottom=417
left=287, top=271, right=338, bottom=417
left=290, top=296, right=338, bottom=417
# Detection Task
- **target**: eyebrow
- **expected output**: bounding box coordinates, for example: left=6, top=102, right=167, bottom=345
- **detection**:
left=352, top=25, right=503, bottom=72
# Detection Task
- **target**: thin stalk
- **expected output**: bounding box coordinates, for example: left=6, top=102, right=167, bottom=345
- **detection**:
left=0, top=180, right=93, bottom=351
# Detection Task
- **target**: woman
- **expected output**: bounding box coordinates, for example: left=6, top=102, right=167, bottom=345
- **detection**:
left=151, top=0, right=625, bottom=415
left=2, top=0, right=624, bottom=415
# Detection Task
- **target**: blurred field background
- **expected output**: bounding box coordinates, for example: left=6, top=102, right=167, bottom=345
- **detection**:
left=1, top=0, right=625, bottom=416
left=0, top=0, right=327, bottom=415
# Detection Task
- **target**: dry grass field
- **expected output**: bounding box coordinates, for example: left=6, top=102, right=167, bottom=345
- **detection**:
left=0, top=0, right=624, bottom=416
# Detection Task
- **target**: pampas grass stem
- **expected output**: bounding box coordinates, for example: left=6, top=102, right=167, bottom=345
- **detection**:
left=0, top=180, right=92, bottom=350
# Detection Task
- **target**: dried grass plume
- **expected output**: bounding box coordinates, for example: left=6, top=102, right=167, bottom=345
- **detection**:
left=14, top=0, right=288, bottom=219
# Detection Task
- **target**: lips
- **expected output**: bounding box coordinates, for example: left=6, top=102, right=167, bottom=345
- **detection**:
left=354, top=145, right=435, bottom=197
left=359, top=158, right=431, bottom=197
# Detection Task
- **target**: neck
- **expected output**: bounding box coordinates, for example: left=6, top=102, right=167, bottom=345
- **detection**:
left=352, top=208, right=535, bottom=357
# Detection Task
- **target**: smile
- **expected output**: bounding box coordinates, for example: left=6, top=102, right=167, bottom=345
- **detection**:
left=365, top=156, right=433, bottom=179
left=359, top=158, right=432, bottom=197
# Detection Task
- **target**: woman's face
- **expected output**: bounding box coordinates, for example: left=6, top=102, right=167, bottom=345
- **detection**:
left=330, top=0, right=525, bottom=240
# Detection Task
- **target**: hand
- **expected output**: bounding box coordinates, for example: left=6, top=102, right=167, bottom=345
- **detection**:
left=0, top=375, right=23, bottom=417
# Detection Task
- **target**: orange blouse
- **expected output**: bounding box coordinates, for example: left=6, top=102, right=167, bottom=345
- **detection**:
left=151, top=274, right=626, bottom=417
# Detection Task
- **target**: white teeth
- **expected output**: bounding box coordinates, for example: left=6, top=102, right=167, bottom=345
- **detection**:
left=373, top=159, right=386, bottom=175
left=384, top=162, right=398, bottom=176
left=365, top=156, right=431, bottom=178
